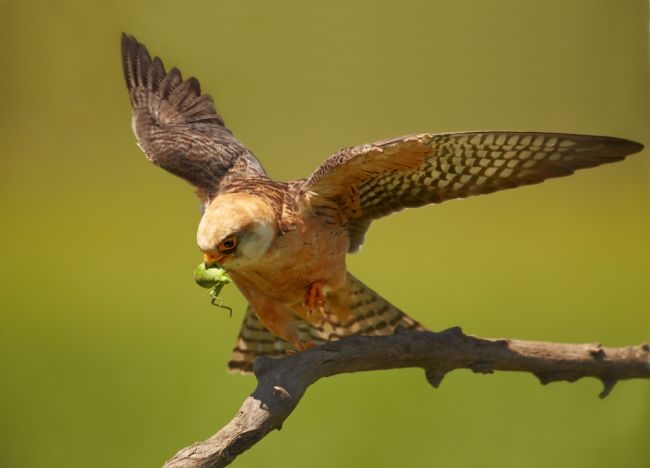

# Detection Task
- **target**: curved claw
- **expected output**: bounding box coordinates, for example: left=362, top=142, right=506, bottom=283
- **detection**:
left=304, top=281, right=328, bottom=317
left=286, top=341, right=316, bottom=355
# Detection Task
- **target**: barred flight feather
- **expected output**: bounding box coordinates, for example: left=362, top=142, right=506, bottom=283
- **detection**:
left=121, top=33, right=265, bottom=200
left=302, top=132, right=643, bottom=251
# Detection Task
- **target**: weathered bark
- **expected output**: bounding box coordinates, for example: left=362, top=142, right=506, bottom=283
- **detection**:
left=163, top=327, right=650, bottom=468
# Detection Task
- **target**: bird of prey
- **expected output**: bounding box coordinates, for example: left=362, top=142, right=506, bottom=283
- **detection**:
left=121, top=34, right=643, bottom=373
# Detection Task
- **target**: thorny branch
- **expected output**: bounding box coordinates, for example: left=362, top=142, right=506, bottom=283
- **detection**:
left=163, top=327, right=650, bottom=468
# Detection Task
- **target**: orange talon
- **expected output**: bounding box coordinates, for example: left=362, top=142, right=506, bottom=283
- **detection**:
left=286, top=341, right=316, bottom=355
left=304, top=281, right=328, bottom=317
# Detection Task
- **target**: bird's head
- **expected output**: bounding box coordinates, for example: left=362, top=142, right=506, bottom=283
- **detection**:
left=197, top=193, right=277, bottom=269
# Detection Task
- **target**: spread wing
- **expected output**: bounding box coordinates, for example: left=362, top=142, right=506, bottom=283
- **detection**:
left=121, top=34, right=265, bottom=200
left=228, top=273, right=424, bottom=374
left=300, top=132, right=643, bottom=251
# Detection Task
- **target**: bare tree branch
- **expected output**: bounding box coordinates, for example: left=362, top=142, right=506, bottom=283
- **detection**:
left=163, top=327, right=650, bottom=468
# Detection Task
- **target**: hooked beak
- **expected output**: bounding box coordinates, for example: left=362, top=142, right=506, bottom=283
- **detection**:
left=203, top=252, right=228, bottom=267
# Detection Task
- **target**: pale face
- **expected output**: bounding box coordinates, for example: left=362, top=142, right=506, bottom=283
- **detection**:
left=197, top=193, right=277, bottom=269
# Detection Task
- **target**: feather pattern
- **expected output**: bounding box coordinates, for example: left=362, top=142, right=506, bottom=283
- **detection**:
left=301, top=132, right=643, bottom=251
left=228, top=272, right=424, bottom=374
left=120, top=36, right=644, bottom=376
left=121, top=33, right=265, bottom=201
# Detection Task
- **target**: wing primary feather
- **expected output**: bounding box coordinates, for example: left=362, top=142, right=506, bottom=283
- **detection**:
left=120, top=33, right=265, bottom=198
left=121, top=33, right=137, bottom=90
left=300, top=131, right=643, bottom=252
left=149, top=57, right=165, bottom=94
left=137, top=43, right=151, bottom=88
left=159, top=67, right=182, bottom=100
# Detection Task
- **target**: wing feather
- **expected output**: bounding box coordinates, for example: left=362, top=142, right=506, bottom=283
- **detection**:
left=300, top=132, right=643, bottom=251
left=121, top=34, right=265, bottom=199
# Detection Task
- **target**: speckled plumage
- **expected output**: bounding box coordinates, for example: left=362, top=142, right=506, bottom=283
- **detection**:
left=303, top=132, right=642, bottom=251
left=121, top=34, right=643, bottom=373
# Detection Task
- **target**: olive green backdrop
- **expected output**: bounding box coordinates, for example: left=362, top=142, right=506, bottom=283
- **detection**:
left=1, top=1, right=648, bottom=467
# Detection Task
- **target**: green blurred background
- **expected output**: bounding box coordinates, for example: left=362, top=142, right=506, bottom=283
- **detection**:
left=1, top=0, right=648, bottom=467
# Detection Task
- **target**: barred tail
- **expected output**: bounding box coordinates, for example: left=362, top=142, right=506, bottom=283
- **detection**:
left=227, top=272, right=425, bottom=374
left=227, top=306, right=327, bottom=374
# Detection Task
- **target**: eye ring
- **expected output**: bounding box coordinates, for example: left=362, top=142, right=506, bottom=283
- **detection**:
left=218, top=236, right=238, bottom=253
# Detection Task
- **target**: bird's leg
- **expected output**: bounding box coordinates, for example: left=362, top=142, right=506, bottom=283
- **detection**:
left=304, top=281, right=328, bottom=318
left=286, top=340, right=316, bottom=355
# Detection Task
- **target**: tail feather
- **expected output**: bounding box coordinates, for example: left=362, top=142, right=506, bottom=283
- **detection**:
left=227, top=307, right=327, bottom=373
left=227, top=272, right=425, bottom=374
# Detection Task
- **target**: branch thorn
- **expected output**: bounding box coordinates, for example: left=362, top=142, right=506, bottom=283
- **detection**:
left=425, top=367, right=447, bottom=388
left=440, top=326, right=464, bottom=337
left=599, top=377, right=617, bottom=399
left=470, top=362, right=494, bottom=374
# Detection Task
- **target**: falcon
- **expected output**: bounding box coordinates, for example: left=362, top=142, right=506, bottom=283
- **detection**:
left=121, top=34, right=643, bottom=373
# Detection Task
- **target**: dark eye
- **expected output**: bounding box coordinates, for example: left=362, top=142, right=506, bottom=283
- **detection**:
left=218, top=236, right=238, bottom=252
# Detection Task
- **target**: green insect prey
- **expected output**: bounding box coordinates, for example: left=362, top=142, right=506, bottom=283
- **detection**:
left=194, top=262, right=232, bottom=315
